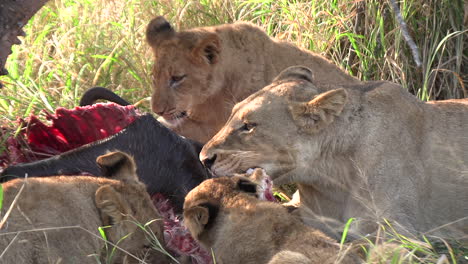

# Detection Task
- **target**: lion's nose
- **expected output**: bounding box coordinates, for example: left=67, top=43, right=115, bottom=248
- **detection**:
left=151, top=94, right=167, bottom=116
left=201, top=154, right=217, bottom=169
left=152, top=102, right=166, bottom=116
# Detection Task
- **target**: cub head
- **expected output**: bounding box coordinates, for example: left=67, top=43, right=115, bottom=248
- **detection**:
left=95, top=151, right=169, bottom=263
left=199, top=66, right=348, bottom=184
left=146, top=16, right=221, bottom=128
left=183, top=176, right=261, bottom=241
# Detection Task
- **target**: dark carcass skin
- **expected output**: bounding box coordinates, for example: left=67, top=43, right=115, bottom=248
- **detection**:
left=1, top=113, right=210, bottom=212
left=79, top=86, right=131, bottom=106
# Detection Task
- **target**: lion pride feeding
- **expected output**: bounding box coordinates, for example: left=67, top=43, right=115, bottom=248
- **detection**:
left=200, top=66, right=468, bottom=240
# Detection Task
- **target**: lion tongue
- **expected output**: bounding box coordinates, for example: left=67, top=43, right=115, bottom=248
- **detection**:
left=152, top=194, right=213, bottom=264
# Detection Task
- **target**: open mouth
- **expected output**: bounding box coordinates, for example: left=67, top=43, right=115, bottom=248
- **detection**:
left=174, top=111, right=187, bottom=119
left=159, top=111, right=188, bottom=127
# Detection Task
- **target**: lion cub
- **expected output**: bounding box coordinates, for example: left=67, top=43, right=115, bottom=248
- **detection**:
left=183, top=175, right=360, bottom=264
left=0, top=151, right=172, bottom=264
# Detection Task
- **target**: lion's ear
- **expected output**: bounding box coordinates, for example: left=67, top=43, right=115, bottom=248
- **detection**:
left=184, top=203, right=219, bottom=239
left=192, top=34, right=221, bottom=65
left=95, top=185, right=131, bottom=225
left=184, top=206, right=210, bottom=239
left=95, top=185, right=137, bottom=242
left=146, top=16, right=176, bottom=47
left=289, top=88, right=347, bottom=133
left=96, top=151, right=138, bottom=183
left=273, top=66, right=314, bottom=83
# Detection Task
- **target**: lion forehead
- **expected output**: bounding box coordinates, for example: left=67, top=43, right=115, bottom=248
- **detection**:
left=234, top=93, right=280, bottom=118
left=154, top=51, right=191, bottom=71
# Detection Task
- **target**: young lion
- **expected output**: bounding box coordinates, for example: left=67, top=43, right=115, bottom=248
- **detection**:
left=146, top=17, right=361, bottom=143
left=183, top=176, right=360, bottom=264
left=0, top=151, right=172, bottom=264
left=200, top=66, right=468, bottom=241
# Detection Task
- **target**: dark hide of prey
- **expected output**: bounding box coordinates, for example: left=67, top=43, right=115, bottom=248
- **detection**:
left=79, top=86, right=131, bottom=106
left=1, top=114, right=210, bottom=212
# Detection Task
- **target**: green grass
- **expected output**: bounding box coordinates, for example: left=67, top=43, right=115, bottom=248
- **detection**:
left=96, top=218, right=179, bottom=263
left=350, top=220, right=467, bottom=264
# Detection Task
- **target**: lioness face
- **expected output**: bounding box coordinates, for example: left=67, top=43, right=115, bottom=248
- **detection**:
left=146, top=17, right=221, bottom=129
left=200, top=66, right=347, bottom=184
left=200, top=87, right=299, bottom=179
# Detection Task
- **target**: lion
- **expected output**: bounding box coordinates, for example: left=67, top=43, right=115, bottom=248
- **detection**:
left=199, top=66, right=468, bottom=241
left=183, top=175, right=360, bottom=264
left=145, top=16, right=361, bottom=143
left=0, top=151, right=173, bottom=264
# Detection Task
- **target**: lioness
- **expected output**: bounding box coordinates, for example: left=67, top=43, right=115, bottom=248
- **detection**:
left=146, top=17, right=361, bottom=143
left=0, top=151, right=172, bottom=263
left=183, top=176, right=360, bottom=264
left=200, top=66, right=468, bottom=240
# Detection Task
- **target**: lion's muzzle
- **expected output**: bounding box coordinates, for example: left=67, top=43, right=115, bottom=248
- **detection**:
left=201, top=153, right=217, bottom=169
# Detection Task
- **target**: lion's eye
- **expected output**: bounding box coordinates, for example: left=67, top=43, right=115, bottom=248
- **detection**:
left=240, top=122, right=256, bottom=132
left=170, top=74, right=186, bottom=87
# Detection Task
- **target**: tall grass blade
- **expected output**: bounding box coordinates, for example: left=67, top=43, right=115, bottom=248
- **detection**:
left=340, top=217, right=355, bottom=248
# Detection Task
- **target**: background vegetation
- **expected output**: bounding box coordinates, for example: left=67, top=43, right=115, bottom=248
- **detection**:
left=0, top=0, right=466, bottom=263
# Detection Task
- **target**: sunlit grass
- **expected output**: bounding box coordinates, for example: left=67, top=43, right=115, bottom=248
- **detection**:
left=349, top=220, right=467, bottom=264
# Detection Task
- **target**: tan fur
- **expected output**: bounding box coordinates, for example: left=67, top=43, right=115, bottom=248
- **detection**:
left=146, top=17, right=361, bottom=143
left=0, top=151, right=170, bottom=264
left=183, top=176, right=360, bottom=264
left=200, top=66, right=468, bottom=241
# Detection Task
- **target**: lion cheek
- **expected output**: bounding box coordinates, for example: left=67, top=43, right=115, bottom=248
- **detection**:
left=211, top=156, right=242, bottom=176
left=261, top=155, right=296, bottom=181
